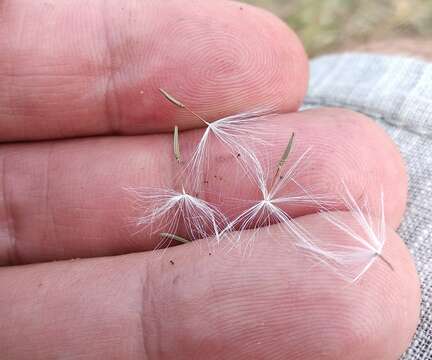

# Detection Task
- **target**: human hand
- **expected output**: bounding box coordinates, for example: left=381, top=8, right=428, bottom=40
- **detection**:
left=0, top=1, right=420, bottom=359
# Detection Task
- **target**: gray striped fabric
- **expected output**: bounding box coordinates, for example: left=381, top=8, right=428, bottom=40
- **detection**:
left=304, top=53, right=432, bottom=360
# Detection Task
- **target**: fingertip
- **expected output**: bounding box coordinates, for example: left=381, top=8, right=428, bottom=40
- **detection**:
left=335, top=228, right=420, bottom=359
left=375, top=228, right=421, bottom=357
left=144, top=214, right=420, bottom=359
left=291, top=214, right=420, bottom=359
left=106, top=0, right=310, bottom=133
left=297, top=107, right=408, bottom=227
left=0, top=0, right=309, bottom=140
left=344, top=108, right=409, bottom=228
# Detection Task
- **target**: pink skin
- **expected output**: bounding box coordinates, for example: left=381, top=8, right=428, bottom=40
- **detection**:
left=0, top=0, right=307, bottom=140
left=0, top=1, right=420, bottom=359
left=0, top=216, right=420, bottom=360
left=0, top=109, right=407, bottom=265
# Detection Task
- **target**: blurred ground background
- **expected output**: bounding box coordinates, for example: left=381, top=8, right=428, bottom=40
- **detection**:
left=245, top=0, right=432, bottom=57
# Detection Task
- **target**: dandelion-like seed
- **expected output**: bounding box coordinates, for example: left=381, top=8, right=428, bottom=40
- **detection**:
left=128, top=185, right=226, bottom=248
left=298, top=182, right=393, bottom=283
left=222, top=135, right=323, bottom=253
left=127, top=122, right=227, bottom=249
left=160, top=88, right=272, bottom=192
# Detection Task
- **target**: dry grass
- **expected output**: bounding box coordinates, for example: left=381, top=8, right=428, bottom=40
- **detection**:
left=245, top=0, right=432, bottom=56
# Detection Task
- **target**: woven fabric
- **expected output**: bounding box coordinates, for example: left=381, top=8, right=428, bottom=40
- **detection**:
left=304, top=53, right=432, bottom=359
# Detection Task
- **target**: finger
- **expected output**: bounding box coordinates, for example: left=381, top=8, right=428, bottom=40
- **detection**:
left=0, top=108, right=407, bottom=265
left=0, top=0, right=308, bottom=142
left=0, top=213, right=420, bottom=359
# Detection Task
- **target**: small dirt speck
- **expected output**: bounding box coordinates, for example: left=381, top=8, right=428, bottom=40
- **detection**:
left=170, top=260, right=175, bottom=265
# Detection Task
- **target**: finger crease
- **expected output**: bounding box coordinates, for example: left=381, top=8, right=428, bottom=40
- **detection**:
left=44, top=144, right=64, bottom=257
left=139, top=265, right=162, bottom=360
left=1, top=156, right=19, bottom=265
left=101, top=0, right=122, bottom=135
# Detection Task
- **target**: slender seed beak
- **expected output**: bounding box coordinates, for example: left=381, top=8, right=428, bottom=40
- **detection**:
left=377, top=253, right=395, bottom=271
left=160, top=233, right=190, bottom=244
left=270, top=132, right=295, bottom=192
left=159, top=88, right=185, bottom=108
left=159, top=88, right=209, bottom=125
left=174, top=125, right=181, bottom=163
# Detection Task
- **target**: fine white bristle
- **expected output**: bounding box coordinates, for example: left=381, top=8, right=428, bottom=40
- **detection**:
left=126, top=186, right=227, bottom=249
left=221, top=145, right=328, bottom=254
left=296, top=182, right=390, bottom=283
left=182, top=109, right=274, bottom=192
